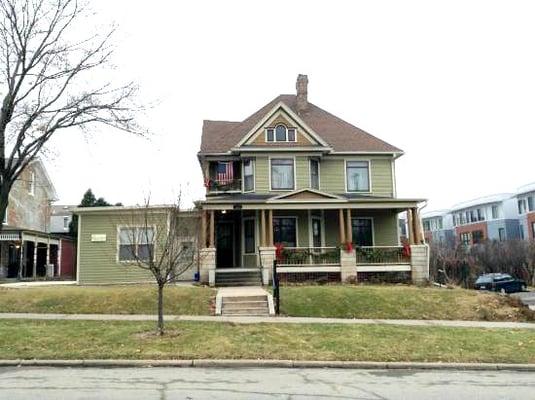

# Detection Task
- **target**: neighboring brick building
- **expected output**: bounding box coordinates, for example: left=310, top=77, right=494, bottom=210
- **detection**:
left=0, top=159, right=74, bottom=280
left=421, top=210, right=455, bottom=245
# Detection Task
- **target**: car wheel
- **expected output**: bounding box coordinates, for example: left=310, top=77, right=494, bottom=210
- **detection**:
left=500, top=288, right=506, bottom=295
left=522, top=284, right=527, bottom=292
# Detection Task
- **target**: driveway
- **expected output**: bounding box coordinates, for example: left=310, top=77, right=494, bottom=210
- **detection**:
left=511, top=291, right=535, bottom=310
left=0, top=367, right=534, bottom=399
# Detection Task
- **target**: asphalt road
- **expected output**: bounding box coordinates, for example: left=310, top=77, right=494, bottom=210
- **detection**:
left=512, top=291, right=535, bottom=310
left=0, top=367, right=534, bottom=399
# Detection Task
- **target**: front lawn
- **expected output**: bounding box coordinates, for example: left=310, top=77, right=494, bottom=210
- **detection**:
left=0, top=285, right=214, bottom=315
left=278, top=285, right=535, bottom=322
left=0, top=319, right=534, bottom=363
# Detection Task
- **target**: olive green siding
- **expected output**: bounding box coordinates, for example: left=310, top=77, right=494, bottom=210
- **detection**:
left=78, top=213, right=155, bottom=284
left=252, top=155, right=393, bottom=196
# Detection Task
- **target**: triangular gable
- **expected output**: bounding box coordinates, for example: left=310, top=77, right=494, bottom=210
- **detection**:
left=269, top=189, right=345, bottom=201
left=234, top=101, right=331, bottom=149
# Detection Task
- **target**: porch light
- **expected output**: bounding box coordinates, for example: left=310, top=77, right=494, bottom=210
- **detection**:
left=221, top=210, right=227, bottom=214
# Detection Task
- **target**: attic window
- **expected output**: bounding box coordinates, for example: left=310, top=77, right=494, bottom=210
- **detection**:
left=266, top=124, right=296, bottom=142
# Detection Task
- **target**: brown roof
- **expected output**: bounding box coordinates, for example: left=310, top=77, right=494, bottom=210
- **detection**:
left=200, top=95, right=402, bottom=154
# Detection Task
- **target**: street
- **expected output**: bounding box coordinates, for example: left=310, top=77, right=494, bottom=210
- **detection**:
left=512, top=291, right=535, bottom=310
left=0, top=367, right=533, bottom=399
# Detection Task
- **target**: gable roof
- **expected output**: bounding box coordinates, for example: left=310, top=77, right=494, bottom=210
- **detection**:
left=200, top=95, right=402, bottom=154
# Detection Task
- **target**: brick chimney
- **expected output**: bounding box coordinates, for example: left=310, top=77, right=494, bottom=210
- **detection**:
left=296, top=74, right=308, bottom=114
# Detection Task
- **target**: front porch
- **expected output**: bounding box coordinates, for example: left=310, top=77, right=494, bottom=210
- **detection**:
left=198, top=199, right=428, bottom=286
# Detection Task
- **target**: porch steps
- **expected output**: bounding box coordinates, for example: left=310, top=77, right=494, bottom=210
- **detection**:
left=215, top=270, right=262, bottom=287
left=221, top=295, right=270, bottom=316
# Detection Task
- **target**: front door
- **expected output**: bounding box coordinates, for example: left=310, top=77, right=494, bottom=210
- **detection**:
left=216, top=222, right=234, bottom=268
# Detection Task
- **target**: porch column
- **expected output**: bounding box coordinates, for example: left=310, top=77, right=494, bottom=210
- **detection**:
left=58, top=240, right=62, bottom=277
left=407, top=208, right=415, bottom=245
left=268, top=209, right=273, bottom=246
left=32, top=241, right=37, bottom=278
left=338, top=209, right=346, bottom=243
left=209, top=210, right=215, bottom=248
left=200, top=210, right=207, bottom=248
left=19, top=241, right=24, bottom=279
left=46, top=238, right=52, bottom=278
left=412, top=208, right=422, bottom=244
left=261, top=209, right=266, bottom=247
left=345, top=209, right=353, bottom=244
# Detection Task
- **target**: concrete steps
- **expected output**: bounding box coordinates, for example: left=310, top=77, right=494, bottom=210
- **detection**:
left=221, top=295, right=269, bottom=316
left=215, top=270, right=262, bottom=287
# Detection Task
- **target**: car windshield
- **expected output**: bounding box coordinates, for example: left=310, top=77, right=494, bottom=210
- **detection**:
left=475, top=276, right=492, bottom=284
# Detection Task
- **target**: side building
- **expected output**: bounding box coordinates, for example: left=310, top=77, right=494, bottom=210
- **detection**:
left=515, top=182, right=535, bottom=240
left=421, top=210, right=455, bottom=245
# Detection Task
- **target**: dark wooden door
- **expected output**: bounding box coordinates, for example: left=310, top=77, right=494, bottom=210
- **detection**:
left=216, top=222, right=234, bottom=268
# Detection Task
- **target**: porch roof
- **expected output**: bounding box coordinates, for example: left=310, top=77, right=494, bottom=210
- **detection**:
left=200, top=190, right=425, bottom=211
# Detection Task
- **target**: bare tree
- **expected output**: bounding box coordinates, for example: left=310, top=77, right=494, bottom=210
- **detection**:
left=121, top=198, right=199, bottom=335
left=0, top=0, right=142, bottom=229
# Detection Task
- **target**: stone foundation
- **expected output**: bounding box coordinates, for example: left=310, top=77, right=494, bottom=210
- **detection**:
left=410, top=244, right=430, bottom=283
left=198, top=247, right=216, bottom=286
left=340, top=249, right=357, bottom=282
left=259, top=247, right=276, bottom=285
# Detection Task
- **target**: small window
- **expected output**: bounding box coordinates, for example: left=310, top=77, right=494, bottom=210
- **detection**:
left=528, top=197, right=534, bottom=212
left=460, top=232, right=471, bottom=245
left=118, top=227, right=155, bottom=262
left=243, top=218, right=255, bottom=254
left=346, top=161, right=370, bottom=192
left=491, top=205, right=499, bottom=219
left=266, top=125, right=297, bottom=142
left=243, top=159, right=254, bottom=192
left=310, top=159, right=319, bottom=190
left=271, top=158, right=294, bottom=190
left=423, top=220, right=431, bottom=231
left=518, top=199, right=526, bottom=214
left=472, top=230, right=484, bottom=244
left=63, top=216, right=69, bottom=229
left=437, top=218, right=443, bottom=230
left=477, top=208, right=485, bottom=221
left=532, top=222, right=535, bottom=240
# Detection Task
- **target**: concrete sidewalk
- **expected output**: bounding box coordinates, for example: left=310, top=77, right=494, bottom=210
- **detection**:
left=0, top=312, right=534, bottom=329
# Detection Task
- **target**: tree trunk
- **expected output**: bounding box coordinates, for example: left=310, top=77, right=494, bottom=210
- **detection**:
left=157, top=283, right=164, bottom=336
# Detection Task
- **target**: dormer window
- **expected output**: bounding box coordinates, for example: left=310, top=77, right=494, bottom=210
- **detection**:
left=266, top=124, right=296, bottom=142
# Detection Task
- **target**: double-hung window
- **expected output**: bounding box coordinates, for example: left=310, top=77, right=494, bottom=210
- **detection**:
left=118, top=227, right=155, bottom=262
left=243, top=159, right=254, bottom=192
left=346, top=161, right=370, bottom=192
left=310, top=159, right=319, bottom=190
left=273, top=217, right=296, bottom=247
left=271, top=158, right=294, bottom=190
left=491, top=205, right=499, bottom=219
left=528, top=196, right=534, bottom=212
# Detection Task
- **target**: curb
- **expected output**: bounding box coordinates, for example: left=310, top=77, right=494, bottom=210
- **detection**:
left=1, top=359, right=534, bottom=371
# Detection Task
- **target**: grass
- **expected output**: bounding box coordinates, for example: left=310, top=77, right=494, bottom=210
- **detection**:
left=0, top=319, right=534, bottom=363
left=0, top=285, right=214, bottom=315
left=278, top=285, right=535, bottom=322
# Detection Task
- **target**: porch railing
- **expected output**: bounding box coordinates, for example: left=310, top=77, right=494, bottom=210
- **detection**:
left=278, top=247, right=340, bottom=266
left=206, top=178, right=242, bottom=193
left=355, top=246, right=410, bottom=265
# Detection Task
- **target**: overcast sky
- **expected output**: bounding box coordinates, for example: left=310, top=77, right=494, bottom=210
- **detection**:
left=44, top=0, right=535, bottom=211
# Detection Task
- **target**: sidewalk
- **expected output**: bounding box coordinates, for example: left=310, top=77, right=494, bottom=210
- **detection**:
left=0, top=312, right=534, bottom=329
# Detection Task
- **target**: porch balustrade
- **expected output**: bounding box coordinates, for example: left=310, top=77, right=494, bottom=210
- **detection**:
left=355, top=246, right=410, bottom=265
left=206, top=178, right=242, bottom=193
left=277, top=247, right=340, bottom=266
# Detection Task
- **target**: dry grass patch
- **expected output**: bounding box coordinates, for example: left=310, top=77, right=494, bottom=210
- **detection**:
left=0, top=285, right=214, bottom=315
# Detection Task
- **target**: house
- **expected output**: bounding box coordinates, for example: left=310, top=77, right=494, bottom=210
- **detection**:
left=73, top=75, right=429, bottom=286
left=515, top=182, right=535, bottom=240
left=0, top=159, right=75, bottom=280
left=50, top=205, right=75, bottom=234
left=421, top=210, right=455, bottom=245
left=197, top=74, right=429, bottom=286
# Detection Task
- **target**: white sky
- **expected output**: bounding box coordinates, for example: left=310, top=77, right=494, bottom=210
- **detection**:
left=44, top=0, right=535, bottom=211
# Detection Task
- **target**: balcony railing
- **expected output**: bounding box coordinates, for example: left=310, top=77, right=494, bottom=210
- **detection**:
left=355, top=246, right=410, bottom=265
left=278, top=247, right=340, bottom=266
left=206, top=178, right=242, bottom=193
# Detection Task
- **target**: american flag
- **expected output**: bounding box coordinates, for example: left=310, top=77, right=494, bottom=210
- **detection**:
left=216, top=162, right=233, bottom=184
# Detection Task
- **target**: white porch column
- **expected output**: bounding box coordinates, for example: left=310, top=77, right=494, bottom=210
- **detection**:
left=199, top=247, right=216, bottom=286
left=410, top=244, right=430, bottom=284
left=58, top=240, right=63, bottom=277
left=259, top=246, right=276, bottom=285
left=32, top=241, right=37, bottom=279
left=340, top=248, right=357, bottom=282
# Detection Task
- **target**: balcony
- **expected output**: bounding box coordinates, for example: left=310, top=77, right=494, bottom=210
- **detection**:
left=206, top=160, right=242, bottom=194
left=206, top=178, right=242, bottom=193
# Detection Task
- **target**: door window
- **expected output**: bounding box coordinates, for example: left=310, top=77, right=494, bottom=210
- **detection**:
left=312, top=217, right=322, bottom=248
left=351, top=218, right=373, bottom=246
left=273, top=217, right=296, bottom=247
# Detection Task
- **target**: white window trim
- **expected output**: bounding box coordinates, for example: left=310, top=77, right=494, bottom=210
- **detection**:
left=308, top=211, right=325, bottom=248
left=351, top=216, right=375, bottom=246
left=269, top=156, right=296, bottom=192
left=242, top=158, right=256, bottom=193
left=116, top=225, right=157, bottom=264
left=28, top=171, right=35, bottom=196
left=344, top=159, right=372, bottom=194
left=241, top=216, right=256, bottom=262
left=272, top=215, right=299, bottom=247
left=309, top=158, right=321, bottom=190
left=265, top=124, right=298, bottom=143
